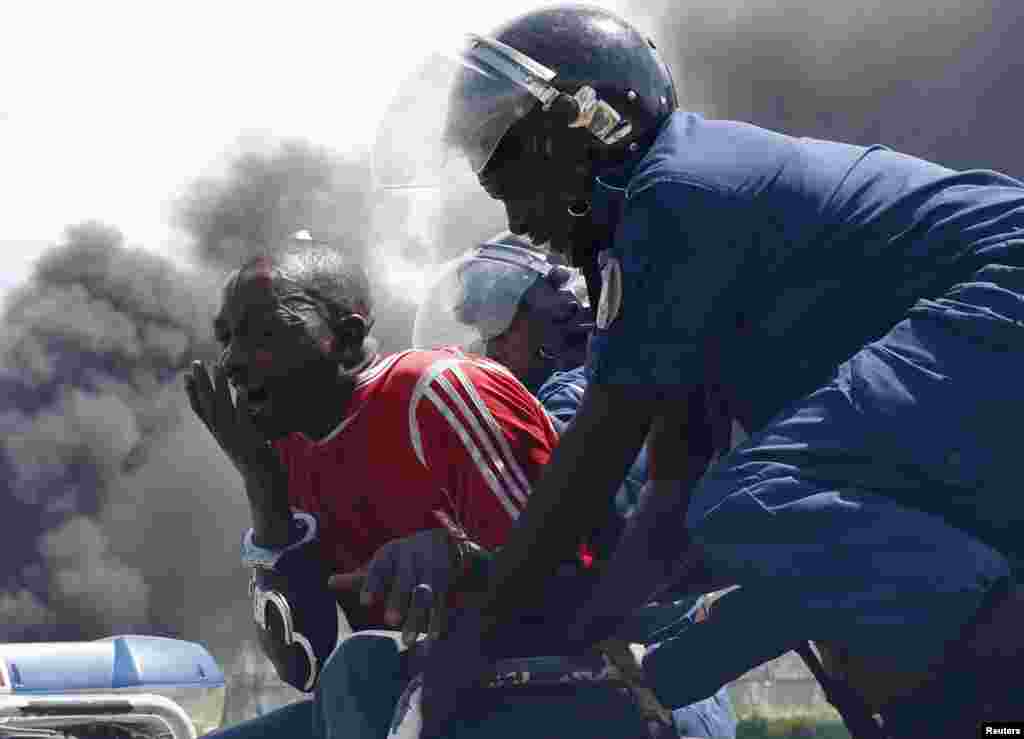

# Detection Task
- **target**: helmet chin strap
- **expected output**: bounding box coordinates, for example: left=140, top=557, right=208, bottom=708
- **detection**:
left=565, top=207, right=605, bottom=312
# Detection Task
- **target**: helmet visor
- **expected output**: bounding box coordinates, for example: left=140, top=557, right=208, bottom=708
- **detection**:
left=372, top=35, right=555, bottom=192
left=412, top=247, right=544, bottom=355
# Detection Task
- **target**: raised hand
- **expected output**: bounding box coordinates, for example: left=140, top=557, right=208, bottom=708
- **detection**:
left=185, top=359, right=291, bottom=547
left=185, top=359, right=279, bottom=473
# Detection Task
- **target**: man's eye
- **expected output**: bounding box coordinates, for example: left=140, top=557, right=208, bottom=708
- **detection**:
left=216, top=332, right=230, bottom=346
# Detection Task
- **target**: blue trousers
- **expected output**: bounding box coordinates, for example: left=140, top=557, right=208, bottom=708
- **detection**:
left=204, top=627, right=736, bottom=739
left=644, top=266, right=1023, bottom=724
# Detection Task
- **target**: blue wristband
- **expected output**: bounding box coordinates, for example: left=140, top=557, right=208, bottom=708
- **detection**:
left=241, top=510, right=318, bottom=570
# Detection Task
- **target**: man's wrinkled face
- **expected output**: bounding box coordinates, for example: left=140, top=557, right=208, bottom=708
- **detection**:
left=213, top=260, right=338, bottom=438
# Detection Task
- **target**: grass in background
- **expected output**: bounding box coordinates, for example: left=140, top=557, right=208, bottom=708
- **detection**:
left=737, top=716, right=852, bottom=738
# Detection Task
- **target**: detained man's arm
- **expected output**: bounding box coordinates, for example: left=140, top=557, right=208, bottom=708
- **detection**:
left=478, top=381, right=656, bottom=639
left=241, top=459, right=293, bottom=548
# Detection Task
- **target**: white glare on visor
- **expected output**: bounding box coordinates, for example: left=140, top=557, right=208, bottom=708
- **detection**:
left=371, top=36, right=556, bottom=192
left=412, top=249, right=542, bottom=356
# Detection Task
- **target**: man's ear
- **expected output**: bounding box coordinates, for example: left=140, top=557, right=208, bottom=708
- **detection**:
left=331, top=314, right=370, bottom=357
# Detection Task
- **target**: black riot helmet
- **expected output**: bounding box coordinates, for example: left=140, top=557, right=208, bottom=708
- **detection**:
left=443, top=6, right=679, bottom=257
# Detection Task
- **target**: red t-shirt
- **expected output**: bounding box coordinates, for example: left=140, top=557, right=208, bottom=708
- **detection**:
left=272, top=348, right=559, bottom=574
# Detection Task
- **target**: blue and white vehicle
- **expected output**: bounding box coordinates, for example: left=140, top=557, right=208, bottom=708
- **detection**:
left=0, top=635, right=225, bottom=739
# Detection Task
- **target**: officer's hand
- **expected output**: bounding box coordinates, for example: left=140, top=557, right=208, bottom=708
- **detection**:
left=184, top=359, right=279, bottom=474
left=328, top=529, right=459, bottom=645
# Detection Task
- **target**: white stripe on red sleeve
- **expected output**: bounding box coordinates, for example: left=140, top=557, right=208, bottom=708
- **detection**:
left=433, top=370, right=529, bottom=508
left=408, top=357, right=523, bottom=520
left=446, top=364, right=533, bottom=506
left=474, top=357, right=558, bottom=438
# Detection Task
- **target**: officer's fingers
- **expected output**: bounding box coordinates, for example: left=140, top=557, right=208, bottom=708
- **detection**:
left=402, top=584, right=434, bottom=647
left=327, top=569, right=367, bottom=594
left=384, top=580, right=412, bottom=627
left=384, top=552, right=419, bottom=626
left=361, top=545, right=398, bottom=608
left=427, top=596, right=447, bottom=643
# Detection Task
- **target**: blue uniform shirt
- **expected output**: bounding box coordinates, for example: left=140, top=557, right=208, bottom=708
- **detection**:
left=588, top=111, right=1024, bottom=432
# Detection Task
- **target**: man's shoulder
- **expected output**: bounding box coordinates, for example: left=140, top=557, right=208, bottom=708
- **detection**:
left=627, top=111, right=802, bottom=200
left=537, top=366, right=588, bottom=403
left=361, top=348, right=537, bottom=415
left=388, top=350, right=556, bottom=464
left=536, top=367, right=590, bottom=431
left=367, top=347, right=515, bottom=387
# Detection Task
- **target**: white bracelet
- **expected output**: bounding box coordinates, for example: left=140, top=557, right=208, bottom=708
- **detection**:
left=241, top=509, right=318, bottom=570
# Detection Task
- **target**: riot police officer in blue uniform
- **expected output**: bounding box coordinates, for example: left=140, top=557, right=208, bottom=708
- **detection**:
left=413, top=232, right=738, bottom=738
left=378, top=5, right=1024, bottom=737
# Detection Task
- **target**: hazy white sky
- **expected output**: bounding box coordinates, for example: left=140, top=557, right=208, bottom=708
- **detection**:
left=0, top=0, right=629, bottom=297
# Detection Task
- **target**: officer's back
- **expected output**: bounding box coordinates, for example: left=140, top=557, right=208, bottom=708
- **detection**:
left=613, top=111, right=1024, bottom=430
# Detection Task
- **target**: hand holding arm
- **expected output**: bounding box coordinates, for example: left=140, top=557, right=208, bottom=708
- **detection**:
left=477, top=382, right=656, bottom=639
left=328, top=511, right=497, bottom=646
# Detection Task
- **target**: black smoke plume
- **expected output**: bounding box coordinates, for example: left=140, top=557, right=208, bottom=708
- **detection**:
left=627, top=0, right=1024, bottom=177
left=175, top=138, right=374, bottom=269
left=0, top=222, right=235, bottom=646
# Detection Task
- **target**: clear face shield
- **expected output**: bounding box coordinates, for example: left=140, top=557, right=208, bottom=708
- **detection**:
left=412, top=239, right=590, bottom=362
left=371, top=35, right=632, bottom=193
left=370, top=38, right=545, bottom=300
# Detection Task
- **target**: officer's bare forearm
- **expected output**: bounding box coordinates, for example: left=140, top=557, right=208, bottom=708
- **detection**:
left=480, top=383, right=654, bottom=638
left=242, top=460, right=293, bottom=549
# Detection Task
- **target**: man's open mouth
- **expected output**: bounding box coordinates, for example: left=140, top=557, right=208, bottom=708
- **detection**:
left=244, top=384, right=272, bottom=415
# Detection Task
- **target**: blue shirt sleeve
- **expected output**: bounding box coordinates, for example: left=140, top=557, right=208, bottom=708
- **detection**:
left=536, top=371, right=588, bottom=428
left=588, top=181, right=746, bottom=391
left=536, top=367, right=648, bottom=530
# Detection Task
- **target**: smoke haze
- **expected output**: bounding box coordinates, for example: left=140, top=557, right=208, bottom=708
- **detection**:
left=0, top=222, right=229, bottom=647
left=176, top=138, right=375, bottom=270
left=5, top=1, right=1024, bottom=718
left=627, top=0, right=1024, bottom=176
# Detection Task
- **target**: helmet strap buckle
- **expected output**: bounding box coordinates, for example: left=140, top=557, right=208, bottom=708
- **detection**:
left=545, top=86, right=633, bottom=146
